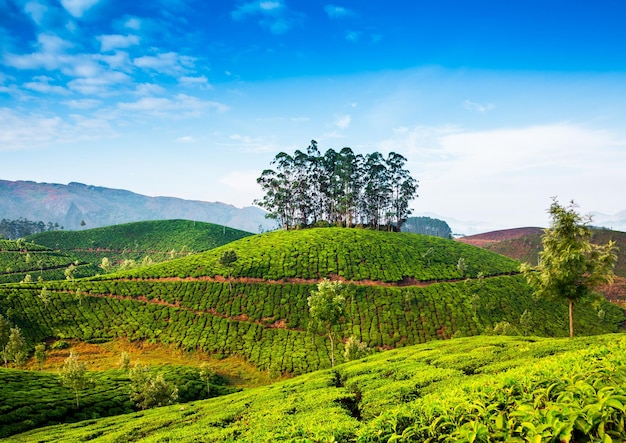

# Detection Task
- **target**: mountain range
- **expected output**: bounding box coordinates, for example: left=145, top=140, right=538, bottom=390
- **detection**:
left=0, top=180, right=275, bottom=233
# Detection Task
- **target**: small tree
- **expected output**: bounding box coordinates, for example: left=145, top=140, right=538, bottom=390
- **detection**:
left=60, top=351, right=91, bottom=408
left=7, top=326, right=27, bottom=367
left=344, top=336, right=370, bottom=361
left=307, top=279, right=346, bottom=367
left=521, top=199, right=618, bottom=338
left=34, top=343, right=47, bottom=370
left=100, top=257, right=112, bottom=273
left=39, top=286, right=50, bottom=306
left=0, top=314, right=10, bottom=368
left=219, top=250, right=238, bottom=292
left=118, top=351, right=131, bottom=370
left=64, top=263, right=76, bottom=281
left=519, top=309, right=533, bottom=336
left=129, top=364, right=178, bottom=410
left=199, top=362, right=215, bottom=397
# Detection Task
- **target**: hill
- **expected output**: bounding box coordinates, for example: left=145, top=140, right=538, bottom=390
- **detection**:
left=7, top=333, right=626, bottom=442
left=1, top=228, right=621, bottom=377
left=0, top=180, right=274, bottom=233
left=0, top=239, right=100, bottom=284
left=25, top=220, right=253, bottom=270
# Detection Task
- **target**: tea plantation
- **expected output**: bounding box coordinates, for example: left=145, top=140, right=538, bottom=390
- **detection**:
left=1, top=227, right=624, bottom=441
left=7, top=333, right=626, bottom=442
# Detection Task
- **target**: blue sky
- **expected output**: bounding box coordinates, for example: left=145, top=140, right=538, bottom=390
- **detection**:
left=1, top=0, right=626, bottom=233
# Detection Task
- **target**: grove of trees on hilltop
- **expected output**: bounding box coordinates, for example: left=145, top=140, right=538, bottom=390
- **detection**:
left=254, top=141, right=418, bottom=230
left=0, top=218, right=60, bottom=240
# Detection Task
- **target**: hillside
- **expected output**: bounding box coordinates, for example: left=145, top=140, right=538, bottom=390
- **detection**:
left=459, top=227, right=626, bottom=276
left=0, top=180, right=273, bottom=233
left=7, top=333, right=626, bottom=442
left=1, top=228, right=621, bottom=377
left=0, top=239, right=100, bottom=284
left=26, top=220, right=252, bottom=269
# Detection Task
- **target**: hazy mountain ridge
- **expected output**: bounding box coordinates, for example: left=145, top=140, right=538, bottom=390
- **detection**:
left=0, top=180, right=274, bottom=233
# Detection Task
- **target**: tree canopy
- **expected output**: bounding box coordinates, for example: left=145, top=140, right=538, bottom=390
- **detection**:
left=255, top=142, right=418, bottom=230
left=521, top=199, right=618, bottom=338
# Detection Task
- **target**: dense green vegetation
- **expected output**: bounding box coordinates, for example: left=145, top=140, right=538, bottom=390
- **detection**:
left=0, top=363, right=236, bottom=438
left=121, top=228, right=521, bottom=282
left=0, top=217, right=60, bottom=240
left=1, top=226, right=623, bottom=441
left=0, top=240, right=100, bottom=284
left=255, top=145, right=417, bottom=230
left=7, top=333, right=626, bottom=442
left=26, top=219, right=252, bottom=270
left=402, top=216, right=453, bottom=238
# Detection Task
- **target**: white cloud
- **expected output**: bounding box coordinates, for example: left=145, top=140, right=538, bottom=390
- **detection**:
left=60, top=0, right=100, bottom=18
left=23, top=76, right=70, bottom=95
left=382, top=122, right=626, bottom=230
left=231, top=1, right=301, bottom=34
left=134, top=52, right=195, bottom=75
left=334, top=114, right=351, bottom=129
left=463, top=99, right=494, bottom=113
left=67, top=70, right=130, bottom=95
left=345, top=31, right=360, bottom=43
left=124, top=17, right=142, bottom=30
left=62, top=98, right=101, bottom=109
left=178, top=75, right=212, bottom=89
left=23, top=1, right=49, bottom=25
left=97, top=34, right=140, bottom=52
left=0, top=107, right=114, bottom=150
left=117, top=94, right=229, bottom=118
left=175, top=136, right=195, bottom=143
left=324, top=5, right=355, bottom=19
left=134, top=83, right=166, bottom=96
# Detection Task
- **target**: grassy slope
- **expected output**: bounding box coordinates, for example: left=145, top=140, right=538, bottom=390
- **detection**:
left=1, top=228, right=621, bottom=376
left=0, top=364, right=236, bottom=438
left=0, top=239, right=100, bottom=284
left=7, top=333, right=626, bottom=442
left=26, top=219, right=252, bottom=267
left=121, top=227, right=522, bottom=281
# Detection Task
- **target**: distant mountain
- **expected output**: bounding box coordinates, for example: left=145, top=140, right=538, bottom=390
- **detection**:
left=0, top=180, right=275, bottom=233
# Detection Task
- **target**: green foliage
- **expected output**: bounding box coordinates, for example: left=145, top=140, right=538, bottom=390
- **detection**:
left=308, top=279, right=347, bottom=367
left=129, top=364, right=178, bottom=410
left=0, top=364, right=236, bottom=438
left=34, top=343, right=47, bottom=370
left=118, top=351, right=131, bottom=370
left=6, top=326, right=27, bottom=367
left=60, top=351, right=91, bottom=408
left=0, top=313, right=10, bottom=367
left=123, top=228, right=520, bottom=282
left=522, top=199, right=618, bottom=337
left=402, top=216, right=452, bottom=238
left=9, top=334, right=626, bottom=442
left=0, top=239, right=100, bottom=284
left=26, top=219, right=252, bottom=271
left=344, top=336, right=371, bottom=361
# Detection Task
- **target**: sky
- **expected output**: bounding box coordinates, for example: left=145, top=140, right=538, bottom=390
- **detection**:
left=1, top=0, right=626, bottom=234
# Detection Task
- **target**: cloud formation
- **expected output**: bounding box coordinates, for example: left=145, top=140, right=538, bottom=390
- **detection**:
left=231, top=1, right=301, bottom=34
left=60, top=0, right=100, bottom=18
left=324, top=4, right=354, bottom=19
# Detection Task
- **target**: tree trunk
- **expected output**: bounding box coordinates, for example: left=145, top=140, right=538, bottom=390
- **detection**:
left=75, top=390, right=80, bottom=409
left=328, top=331, right=335, bottom=367
left=568, top=298, right=574, bottom=338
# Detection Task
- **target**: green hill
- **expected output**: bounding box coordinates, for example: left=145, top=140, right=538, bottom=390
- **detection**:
left=1, top=228, right=621, bottom=377
left=26, top=220, right=253, bottom=271
left=121, top=227, right=521, bottom=281
left=6, top=333, right=626, bottom=442
left=0, top=239, right=100, bottom=284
